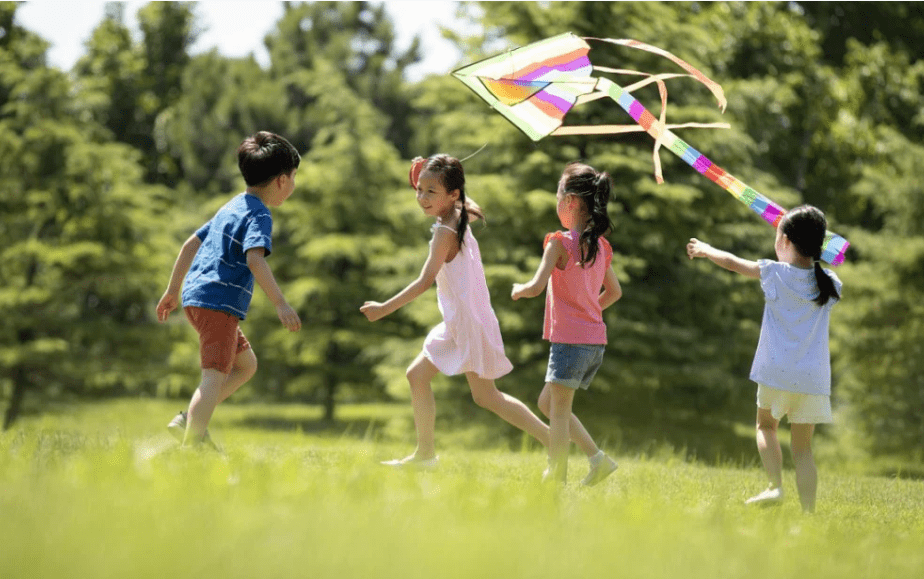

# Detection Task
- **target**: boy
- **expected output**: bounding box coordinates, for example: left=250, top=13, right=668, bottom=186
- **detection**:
left=156, top=131, right=302, bottom=446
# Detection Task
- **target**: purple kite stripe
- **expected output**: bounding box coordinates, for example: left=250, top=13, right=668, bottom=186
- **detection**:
left=628, top=100, right=645, bottom=121
left=519, top=57, right=592, bottom=82
left=533, top=90, right=575, bottom=115
left=692, top=155, right=711, bottom=174
left=761, top=204, right=784, bottom=224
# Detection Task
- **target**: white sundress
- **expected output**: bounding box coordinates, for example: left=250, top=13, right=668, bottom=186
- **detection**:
left=423, top=223, right=513, bottom=380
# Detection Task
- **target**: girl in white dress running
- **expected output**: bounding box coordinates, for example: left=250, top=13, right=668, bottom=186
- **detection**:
left=361, top=155, right=550, bottom=468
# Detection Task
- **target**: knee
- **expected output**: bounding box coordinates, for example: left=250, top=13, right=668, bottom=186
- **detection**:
left=245, top=356, right=258, bottom=378
left=791, top=439, right=813, bottom=459
left=549, top=397, right=571, bottom=418
left=756, top=416, right=778, bottom=434
left=471, top=389, right=496, bottom=409
left=406, top=366, right=428, bottom=391
left=537, top=392, right=550, bottom=417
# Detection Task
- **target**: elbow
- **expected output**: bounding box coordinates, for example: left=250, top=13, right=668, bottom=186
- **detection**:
left=413, top=275, right=435, bottom=296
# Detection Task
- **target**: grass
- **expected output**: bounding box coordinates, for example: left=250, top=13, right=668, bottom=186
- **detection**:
left=2, top=399, right=923, bottom=579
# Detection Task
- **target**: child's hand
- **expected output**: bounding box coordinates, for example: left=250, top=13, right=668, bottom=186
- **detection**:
left=686, top=238, right=713, bottom=260
left=511, top=283, right=530, bottom=301
left=276, top=302, right=302, bottom=331
left=360, top=301, right=387, bottom=322
left=156, top=292, right=179, bottom=322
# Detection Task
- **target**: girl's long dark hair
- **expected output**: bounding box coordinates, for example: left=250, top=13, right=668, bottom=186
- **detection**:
left=560, top=162, right=613, bottom=266
left=779, top=205, right=840, bottom=306
left=423, top=154, right=484, bottom=248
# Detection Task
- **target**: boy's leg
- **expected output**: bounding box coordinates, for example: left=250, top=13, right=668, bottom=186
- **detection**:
left=538, top=383, right=597, bottom=456
left=184, top=368, right=226, bottom=445
left=790, top=423, right=817, bottom=512
left=755, top=407, right=783, bottom=490
left=218, top=348, right=257, bottom=403
left=548, top=382, right=575, bottom=482
left=466, top=373, right=550, bottom=447
left=405, top=353, right=440, bottom=460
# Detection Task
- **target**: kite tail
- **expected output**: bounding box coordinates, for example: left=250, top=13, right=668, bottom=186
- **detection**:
left=594, top=77, right=849, bottom=266
left=584, top=37, right=727, bottom=112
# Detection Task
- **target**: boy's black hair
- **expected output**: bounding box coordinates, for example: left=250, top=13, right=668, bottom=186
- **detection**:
left=780, top=205, right=841, bottom=306
left=237, top=131, right=301, bottom=187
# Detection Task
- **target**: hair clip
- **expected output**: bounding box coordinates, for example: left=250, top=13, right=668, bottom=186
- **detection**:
left=409, top=157, right=426, bottom=190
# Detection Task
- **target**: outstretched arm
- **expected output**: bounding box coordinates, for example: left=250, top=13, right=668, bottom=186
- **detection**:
left=156, top=234, right=201, bottom=322
left=686, top=238, right=760, bottom=279
left=511, top=237, right=567, bottom=300
left=361, top=227, right=456, bottom=321
left=247, top=247, right=301, bottom=331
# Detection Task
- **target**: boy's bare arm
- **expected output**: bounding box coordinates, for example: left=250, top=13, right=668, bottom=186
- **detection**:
left=156, top=234, right=201, bottom=322
left=246, top=248, right=301, bottom=331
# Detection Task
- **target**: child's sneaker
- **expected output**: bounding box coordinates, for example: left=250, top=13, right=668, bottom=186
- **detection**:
left=167, top=411, right=215, bottom=447
left=581, top=453, right=618, bottom=486
left=167, top=411, right=188, bottom=441
left=541, top=457, right=567, bottom=485
left=745, top=485, right=784, bottom=506
left=381, top=455, right=439, bottom=471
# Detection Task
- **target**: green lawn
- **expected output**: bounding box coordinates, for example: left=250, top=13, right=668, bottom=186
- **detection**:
left=2, top=399, right=922, bottom=579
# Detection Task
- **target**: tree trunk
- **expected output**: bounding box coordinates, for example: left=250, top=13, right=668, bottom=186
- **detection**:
left=3, top=374, right=26, bottom=430
left=323, top=340, right=338, bottom=422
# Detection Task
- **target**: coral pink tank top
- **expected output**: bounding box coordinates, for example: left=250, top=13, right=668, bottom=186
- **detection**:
left=543, top=230, right=612, bottom=345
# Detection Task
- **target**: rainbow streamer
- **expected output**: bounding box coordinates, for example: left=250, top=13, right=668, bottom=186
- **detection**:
left=597, top=77, right=849, bottom=265
left=452, top=33, right=849, bottom=266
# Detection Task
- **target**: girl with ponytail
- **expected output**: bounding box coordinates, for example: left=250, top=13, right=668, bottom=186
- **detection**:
left=512, top=162, right=623, bottom=485
left=362, top=154, right=550, bottom=469
left=686, top=205, right=843, bottom=512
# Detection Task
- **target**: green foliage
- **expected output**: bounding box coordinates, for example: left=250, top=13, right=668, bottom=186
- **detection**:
left=2, top=1, right=923, bottom=461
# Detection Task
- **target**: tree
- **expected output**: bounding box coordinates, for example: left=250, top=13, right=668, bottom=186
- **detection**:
left=0, top=2, right=168, bottom=428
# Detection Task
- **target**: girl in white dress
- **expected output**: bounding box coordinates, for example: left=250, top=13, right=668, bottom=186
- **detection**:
left=361, top=155, right=550, bottom=468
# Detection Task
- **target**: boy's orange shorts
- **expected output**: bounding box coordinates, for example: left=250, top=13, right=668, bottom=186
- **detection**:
left=184, top=306, right=251, bottom=375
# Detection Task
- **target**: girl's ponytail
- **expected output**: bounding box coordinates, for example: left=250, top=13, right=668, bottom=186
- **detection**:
left=780, top=205, right=841, bottom=306
left=812, top=261, right=839, bottom=306
left=562, top=162, right=613, bottom=267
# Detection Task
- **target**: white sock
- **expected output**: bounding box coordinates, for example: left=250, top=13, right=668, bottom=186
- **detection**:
left=589, top=450, right=605, bottom=465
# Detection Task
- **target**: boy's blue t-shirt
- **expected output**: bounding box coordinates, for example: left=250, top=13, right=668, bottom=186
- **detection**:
left=182, top=193, right=273, bottom=320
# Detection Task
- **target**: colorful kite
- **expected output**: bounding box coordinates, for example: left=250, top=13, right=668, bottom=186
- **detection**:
left=452, top=33, right=849, bottom=266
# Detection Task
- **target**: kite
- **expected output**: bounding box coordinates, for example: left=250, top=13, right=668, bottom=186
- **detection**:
left=452, top=33, right=849, bottom=266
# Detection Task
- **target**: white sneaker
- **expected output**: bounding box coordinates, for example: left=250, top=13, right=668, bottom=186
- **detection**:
left=167, top=411, right=215, bottom=448
left=745, top=485, right=784, bottom=506
left=581, top=454, right=618, bottom=487
left=381, top=455, right=439, bottom=470
left=167, top=411, right=188, bottom=441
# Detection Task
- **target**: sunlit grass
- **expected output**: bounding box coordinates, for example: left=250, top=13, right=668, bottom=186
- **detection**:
left=2, top=400, right=923, bottom=579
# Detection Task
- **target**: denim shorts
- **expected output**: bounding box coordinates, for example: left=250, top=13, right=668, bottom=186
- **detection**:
left=545, top=343, right=606, bottom=390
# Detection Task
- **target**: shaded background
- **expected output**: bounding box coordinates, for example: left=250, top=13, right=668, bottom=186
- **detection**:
left=1, top=1, right=922, bottom=469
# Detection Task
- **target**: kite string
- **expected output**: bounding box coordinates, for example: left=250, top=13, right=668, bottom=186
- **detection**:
left=459, top=143, right=489, bottom=163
